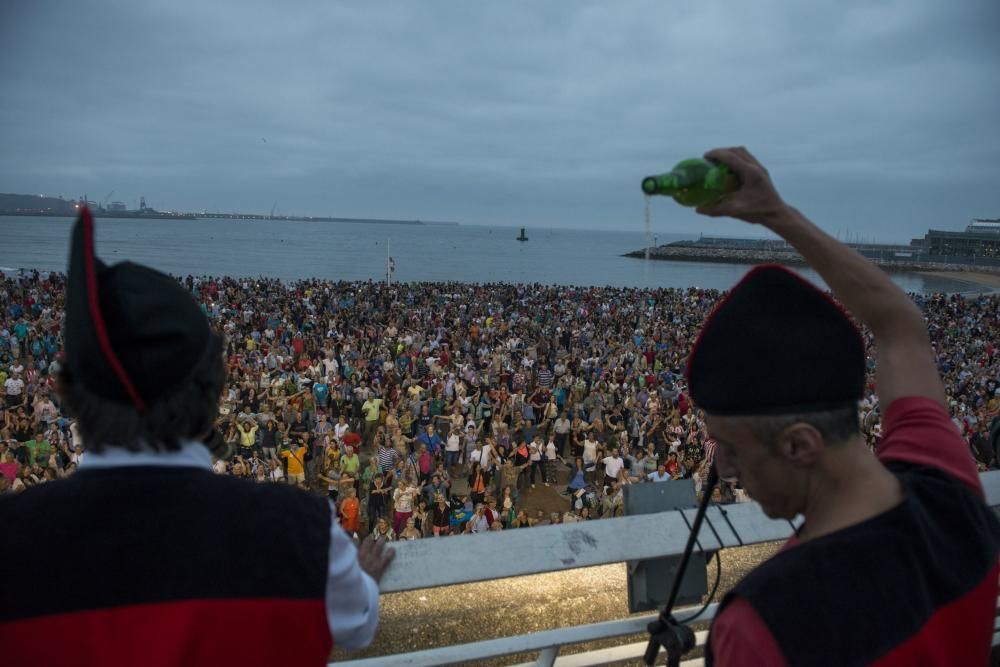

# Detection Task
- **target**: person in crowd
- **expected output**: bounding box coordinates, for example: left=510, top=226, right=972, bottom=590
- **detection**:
left=392, top=480, right=419, bottom=535
left=469, top=503, right=491, bottom=534
left=339, top=487, right=360, bottom=536
left=601, top=446, right=625, bottom=490
left=371, top=516, right=395, bottom=541
left=398, top=516, right=421, bottom=540
left=367, top=473, right=391, bottom=532
left=528, top=434, right=545, bottom=489
left=563, top=457, right=587, bottom=497
left=280, top=435, right=309, bottom=486
left=647, top=462, right=671, bottom=483
left=600, top=479, right=624, bottom=518
left=431, top=493, right=451, bottom=536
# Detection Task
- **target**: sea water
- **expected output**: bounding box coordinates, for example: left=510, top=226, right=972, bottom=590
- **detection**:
left=0, top=215, right=980, bottom=294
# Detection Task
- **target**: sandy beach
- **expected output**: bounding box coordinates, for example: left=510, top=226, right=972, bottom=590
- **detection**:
left=332, top=541, right=783, bottom=666
left=916, top=270, right=1000, bottom=291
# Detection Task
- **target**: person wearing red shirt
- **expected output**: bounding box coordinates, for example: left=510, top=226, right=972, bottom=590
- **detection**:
left=664, top=452, right=681, bottom=478
left=686, top=147, right=1000, bottom=666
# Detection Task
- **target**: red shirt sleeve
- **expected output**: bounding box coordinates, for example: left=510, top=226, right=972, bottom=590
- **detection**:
left=709, top=597, right=787, bottom=666
left=877, top=396, right=981, bottom=496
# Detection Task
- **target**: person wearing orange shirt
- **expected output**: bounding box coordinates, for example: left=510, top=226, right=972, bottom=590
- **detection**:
left=281, top=438, right=308, bottom=485
left=339, top=488, right=360, bottom=535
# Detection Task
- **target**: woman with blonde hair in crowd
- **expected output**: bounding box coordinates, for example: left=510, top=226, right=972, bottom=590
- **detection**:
left=469, top=504, right=490, bottom=534
left=399, top=516, right=421, bottom=541
left=371, top=516, right=395, bottom=541
left=339, top=487, right=360, bottom=536
left=389, top=422, right=412, bottom=459
left=383, top=406, right=399, bottom=434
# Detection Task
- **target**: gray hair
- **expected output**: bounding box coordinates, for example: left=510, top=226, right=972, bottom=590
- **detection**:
left=746, top=405, right=859, bottom=447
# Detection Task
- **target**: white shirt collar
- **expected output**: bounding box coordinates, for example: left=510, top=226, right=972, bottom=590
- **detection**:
left=78, top=439, right=213, bottom=471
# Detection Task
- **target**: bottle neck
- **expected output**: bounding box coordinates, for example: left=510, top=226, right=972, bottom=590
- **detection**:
left=641, top=174, right=679, bottom=195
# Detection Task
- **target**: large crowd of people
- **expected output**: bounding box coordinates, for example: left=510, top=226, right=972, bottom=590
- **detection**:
left=2, top=269, right=998, bottom=537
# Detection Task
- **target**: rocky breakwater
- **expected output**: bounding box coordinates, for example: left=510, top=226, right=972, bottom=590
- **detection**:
left=625, top=243, right=807, bottom=266
left=624, top=241, right=1000, bottom=275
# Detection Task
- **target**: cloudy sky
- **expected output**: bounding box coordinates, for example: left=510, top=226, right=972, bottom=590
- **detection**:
left=1, top=0, right=997, bottom=240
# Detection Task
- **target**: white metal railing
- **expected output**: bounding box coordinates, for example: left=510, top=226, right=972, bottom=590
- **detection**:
left=337, top=471, right=1000, bottom=666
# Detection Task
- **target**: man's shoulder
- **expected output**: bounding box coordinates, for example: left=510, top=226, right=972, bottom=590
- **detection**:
left=2, top=467, right=328, bottom=516
left=210, top=471, right=328, bottom=506
left=733, top=475, right=1000, bottom=659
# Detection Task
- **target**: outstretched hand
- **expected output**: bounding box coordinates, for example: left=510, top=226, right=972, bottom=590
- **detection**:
left=696, top=146, right=789, bottom=226
left=357, top=535, right=395, bottom=584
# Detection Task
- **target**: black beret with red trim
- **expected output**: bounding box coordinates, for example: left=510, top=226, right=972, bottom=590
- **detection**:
left=686, top=264, right=865, bottom=416
left=63, top=208, right=210, bottom=411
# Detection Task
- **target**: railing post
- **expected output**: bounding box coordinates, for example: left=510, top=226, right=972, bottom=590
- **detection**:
left=535, top=646, right=559, bottom=667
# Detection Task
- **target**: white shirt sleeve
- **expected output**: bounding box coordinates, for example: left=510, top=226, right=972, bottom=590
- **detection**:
left=325, top=500, right=381, bottom=649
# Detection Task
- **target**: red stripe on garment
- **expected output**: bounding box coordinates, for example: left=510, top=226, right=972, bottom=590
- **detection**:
left=0, top=597, right=332, bottom=667
left=81, top=206, right=146, bottom=412
left=871, top=562, right=1000, bottom=667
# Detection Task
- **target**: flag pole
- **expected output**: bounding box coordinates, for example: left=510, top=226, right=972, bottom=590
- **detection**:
left=387, top=238, right=391, bottom=286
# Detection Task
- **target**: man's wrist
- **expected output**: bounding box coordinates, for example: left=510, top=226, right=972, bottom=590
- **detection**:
left=761, top=204, right=802, bottom=234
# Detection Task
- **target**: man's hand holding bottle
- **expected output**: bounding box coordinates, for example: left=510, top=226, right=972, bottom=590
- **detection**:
left=696, top=146, right=790, bottom=227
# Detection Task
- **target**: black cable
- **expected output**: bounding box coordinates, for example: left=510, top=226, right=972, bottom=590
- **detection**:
left=670, top=505, right=724, bottom=625
left=676, top=549, right=722, bottom=625
left=663, top=466, right=718, bottom=614
left=670, top=510, right=726, bottom=625
left=644, top=465, right=720, bottom=666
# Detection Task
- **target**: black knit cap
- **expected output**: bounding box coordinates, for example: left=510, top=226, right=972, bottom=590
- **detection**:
left=687, top=264, right=865, bottom=416
left=63, top=207, right=211, bottom=411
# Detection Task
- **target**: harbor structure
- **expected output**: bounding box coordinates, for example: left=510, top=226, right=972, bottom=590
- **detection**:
left=918, top=219, right=1000, bottom=258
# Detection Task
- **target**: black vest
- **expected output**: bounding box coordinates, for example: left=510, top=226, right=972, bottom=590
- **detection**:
left=0, top=466, right=332, bottom=666
left=705, top=463, right=1000, bottom=666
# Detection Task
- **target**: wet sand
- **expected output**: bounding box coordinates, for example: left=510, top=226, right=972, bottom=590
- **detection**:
left=332, top=541, right=782, bottom=666
left=917, top=270, right=1000, bottom=291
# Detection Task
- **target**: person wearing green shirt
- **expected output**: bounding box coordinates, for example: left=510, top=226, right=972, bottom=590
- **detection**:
left=340, top=446, right=361, bottom=494
left=340, top=448, right=361, bottom=474
left=361, top=395, right=383, bottom=448
left=429, top=395, right=444, bottom=417
left=25, top=432, right=51, bottom=468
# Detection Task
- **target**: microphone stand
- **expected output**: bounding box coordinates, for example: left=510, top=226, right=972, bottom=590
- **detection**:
left=644, top=465, right=719, bottom=666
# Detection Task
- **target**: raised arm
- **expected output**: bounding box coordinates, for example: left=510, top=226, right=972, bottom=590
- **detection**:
left=698, top=147, right=945, bottom=410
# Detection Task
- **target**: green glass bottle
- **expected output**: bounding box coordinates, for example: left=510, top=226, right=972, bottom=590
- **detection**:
left=641, top=158, right=740, bottom=207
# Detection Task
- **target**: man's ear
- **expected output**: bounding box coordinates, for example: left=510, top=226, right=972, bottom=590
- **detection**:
left=777, top=423, right=825, bottom=466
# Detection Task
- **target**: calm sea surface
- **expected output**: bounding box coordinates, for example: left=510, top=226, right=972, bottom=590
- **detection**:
left=0, top=215, right=978, bottom=294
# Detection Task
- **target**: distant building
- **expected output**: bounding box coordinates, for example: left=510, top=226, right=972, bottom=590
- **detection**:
left=108, top=201, right=127, bottom=212
left=0, top=193, right=76, bottom=215
left=920, top=219, right=1000, bottom=258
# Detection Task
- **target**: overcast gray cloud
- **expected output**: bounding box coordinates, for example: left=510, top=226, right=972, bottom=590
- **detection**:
left=1, top=0, right=997, bottom=241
